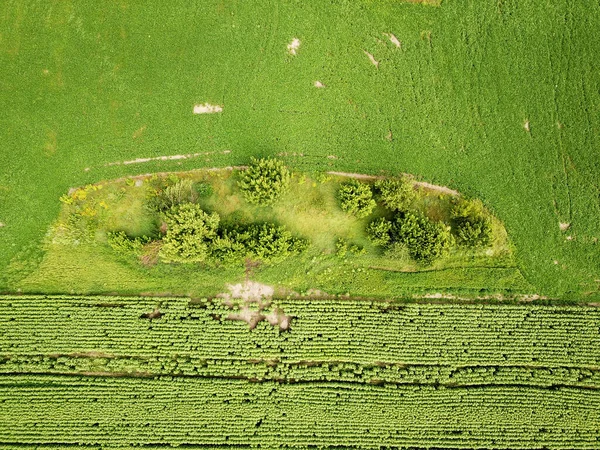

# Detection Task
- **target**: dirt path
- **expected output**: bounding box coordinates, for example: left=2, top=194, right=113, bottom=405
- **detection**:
left=327, top=171, right=459, bottom=195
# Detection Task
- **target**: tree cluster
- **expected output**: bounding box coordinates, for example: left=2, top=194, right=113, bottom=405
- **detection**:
left=451, top=199, right=493, bottom=248
left=157, top=203, right=307, bottom=265
left=367, top=212, right=452, bottom=264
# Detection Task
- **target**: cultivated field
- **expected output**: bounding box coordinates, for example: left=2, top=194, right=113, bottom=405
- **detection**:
left=1, top=0, right=599, bottom=299
left=1, top=0, right=599, bottom=449
left=1, top=295, right=599, bottom=448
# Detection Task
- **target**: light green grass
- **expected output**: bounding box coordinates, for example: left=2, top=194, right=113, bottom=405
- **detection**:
left=1, top=0, right=599, bottom=299
left=13, top=169, right=528, bottom=299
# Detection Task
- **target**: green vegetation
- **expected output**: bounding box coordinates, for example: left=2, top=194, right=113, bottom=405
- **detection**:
left=159, top=203, right=220, bottom=263
left=238, top=157, right=291, bottom=206
left=11, top=167, right=520, bottom=298
left=393, top=212, right=453, bottom=263
left=1, top=295, right=599, bottom=447
left=1, top=0, right=598, bottom=300
left=1, top=0, right=600, bottom=448
left=374, top=177, right=416, bottom=211
left=338, top=179, right=376, bottom=218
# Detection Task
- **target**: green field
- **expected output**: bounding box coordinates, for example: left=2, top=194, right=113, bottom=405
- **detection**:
left=1, top=0, right=599, bottom=299
left=1, top=295, right=599, bottom=448
left=1, top=0, right=600, bottom=448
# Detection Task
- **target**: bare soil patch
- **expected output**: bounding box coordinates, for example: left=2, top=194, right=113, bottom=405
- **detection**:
left=364, top=50, right=379, bottom=68
left=217, top=281, right=292, bottom=330
left=383, top=33, right=401, bottom=48
left=287, top=38, right=301, bottom=55
left=193, top=103, right=223, bottom=114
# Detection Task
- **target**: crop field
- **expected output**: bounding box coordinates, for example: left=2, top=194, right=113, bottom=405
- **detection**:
left=1, top=0, right=600, bottom=448
left=1, top=0, right=599, bottom=299
left=1, top=295, right=600, bottom=448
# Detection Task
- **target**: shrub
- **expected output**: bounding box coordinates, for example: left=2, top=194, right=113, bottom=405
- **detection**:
left=159, top=203, right=220, bottom=263
left=238, top=157, right=291, bottom=206
left=228, top=223, right=308, bottom=263
left=151, top=178, right=196, bottom=212
left=374, top=178, right=416, bottom=211
left=335, top=238, right=349, bottom=258
left=392, top=212, right=452, bottom=264
left=366, top=218, right=393, bottom=246
left=338, top=180, right=376, bottom=218
left=107, top=231, right=150, bottom=256
left=451, top=199, right=493, bottom=247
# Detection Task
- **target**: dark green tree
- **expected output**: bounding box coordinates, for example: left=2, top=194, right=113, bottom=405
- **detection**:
left=392, top=212, right=452, bottom=264
left=374, top=177, right=416, bottom=211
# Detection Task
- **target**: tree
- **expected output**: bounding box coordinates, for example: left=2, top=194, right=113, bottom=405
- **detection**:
left=374, top=177, right=416, bottom=211
left=159, top=203, right=220, bottom=263
left=338, top=180, right=376, bottom=218
left=238, top=157, right=291, bottom=206
left=366, top=217, right=393, bottom=246
left=392, top=212, right=452, bottom=264
left=451, top=199, right=493, bottom=247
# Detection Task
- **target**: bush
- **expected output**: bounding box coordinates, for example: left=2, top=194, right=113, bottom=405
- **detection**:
left=451, top=199, right=493, bottom=247
left=238, top=157, right=291, bottom=206
left=159, top=203, right=220, bottom=263
left=374, top=178, right=416, bottom=211
left=107, top=231, right=150, bottom=256
left=338, top=180, right=376, bottom=218
left=228, top=223, right=308, bottom=263
left=366, top=218, right=393, bottom=246
left=151, top=178, right=197, bottom=212
left=392, top=212, right=452, bottom=264
left=454, top=215, right=493, bottom=247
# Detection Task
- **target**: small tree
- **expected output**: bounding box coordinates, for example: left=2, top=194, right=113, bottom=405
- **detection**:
left=338, top=180, right=376, bottom=218
left=238, top=157, right=291, bottom=206
left=159, top=203, right=220, bottom=263
left=392, top=212, right=451, bottom=264
left=366, top=217, right=393, bottom=246
left=374, top=178, right=416, bottom=211
left=451, top=199, right=493, bottom=247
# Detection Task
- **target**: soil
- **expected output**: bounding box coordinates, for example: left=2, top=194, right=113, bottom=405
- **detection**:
left=193, top=103, right=223, bottom=114
left=384, top=33, right=401, bottom=48
left=364, top=50, right=379, bottom=68
left=287, top=38, right=301, bottom=55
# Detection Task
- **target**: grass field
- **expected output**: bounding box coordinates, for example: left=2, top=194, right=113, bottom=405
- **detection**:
left=1, top=295, right=599, bottom=448
left=1, top=0, right=599, bottom=299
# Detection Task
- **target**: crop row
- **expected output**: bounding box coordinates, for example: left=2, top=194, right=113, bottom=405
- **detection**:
left=0, top=375, right=599, bottom=448
left=2, top=354, right=600, bottom=389
left=1, top=295, right=599, bottom=368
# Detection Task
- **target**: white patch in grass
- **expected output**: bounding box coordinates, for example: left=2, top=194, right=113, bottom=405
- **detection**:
left=384, top=32, right=401, bottom=48
left=103, top=150, right=231, bottom=167
left=287, top=38, right=301, bottom=55
left=364, top=50, right=379, bottom=68
left=193, top=103, right=223, bottom=114
left=314, top=80, right=326, bottom=88
left=523, top=119, right=531, bottom=132
left=559, top=222, right=570, bottom=231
